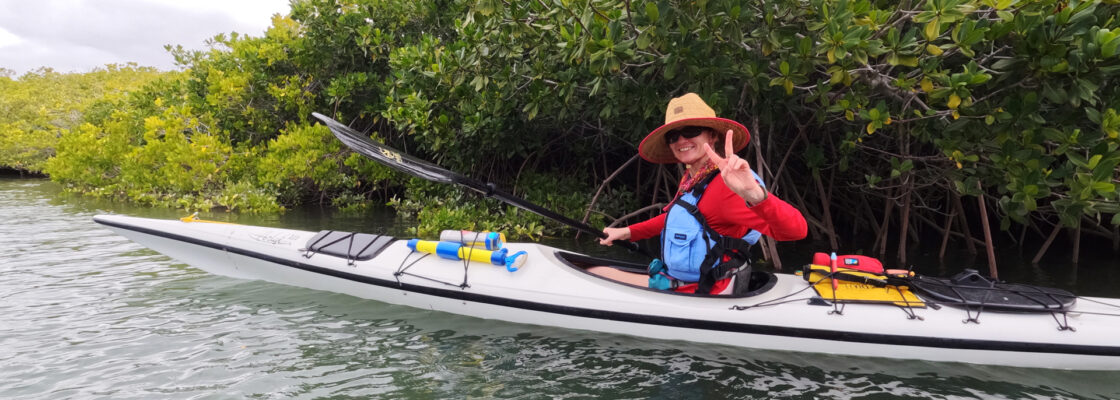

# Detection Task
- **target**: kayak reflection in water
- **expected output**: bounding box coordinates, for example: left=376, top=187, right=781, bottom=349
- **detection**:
left=593, top=93, right=808, bottom=294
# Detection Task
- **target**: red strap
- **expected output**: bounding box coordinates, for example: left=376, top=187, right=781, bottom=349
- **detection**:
left=672, top=278, right=732, bottom=294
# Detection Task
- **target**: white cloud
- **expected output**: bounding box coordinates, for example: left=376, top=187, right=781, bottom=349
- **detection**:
left=0, top=25, right=21, bottom=48
left=0, top=0, right=291, bottom=76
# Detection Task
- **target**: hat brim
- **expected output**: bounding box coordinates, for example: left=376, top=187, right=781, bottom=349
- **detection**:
left=638, top=117, right=751, bottom=164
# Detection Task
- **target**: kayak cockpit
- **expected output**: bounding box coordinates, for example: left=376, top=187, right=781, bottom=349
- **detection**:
left=552, top=251, right=777, bottom=298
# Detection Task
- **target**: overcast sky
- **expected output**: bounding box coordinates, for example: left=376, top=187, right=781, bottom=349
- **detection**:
left=0, top=0, right=292, bottom=76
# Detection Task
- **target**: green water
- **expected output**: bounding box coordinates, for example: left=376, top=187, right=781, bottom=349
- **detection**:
left=2, top=177, right=1119, bottom=399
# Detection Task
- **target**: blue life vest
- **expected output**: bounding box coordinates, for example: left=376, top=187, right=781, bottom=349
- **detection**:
left=659, top=171, right=765, bottom=292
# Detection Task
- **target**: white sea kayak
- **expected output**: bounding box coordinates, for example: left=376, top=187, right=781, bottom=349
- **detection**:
left=93, top=214, right=1120, bottom=371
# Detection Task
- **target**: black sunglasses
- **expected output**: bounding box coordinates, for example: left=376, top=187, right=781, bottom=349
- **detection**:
left=665, top=126, right=707, bottom=144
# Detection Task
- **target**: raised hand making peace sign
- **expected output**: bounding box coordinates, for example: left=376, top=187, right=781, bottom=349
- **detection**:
left=587, top=93, right=807, bottom=290
left=703, top=129, right=768, bottom=205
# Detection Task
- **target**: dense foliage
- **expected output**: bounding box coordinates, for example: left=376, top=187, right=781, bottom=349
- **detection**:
left=0, top=65, right=163, bottom=173
left=9, top=0, right=1120, bottom=255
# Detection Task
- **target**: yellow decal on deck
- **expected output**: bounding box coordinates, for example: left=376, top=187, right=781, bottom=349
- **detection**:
left=380, top=148, right=403, bottom=164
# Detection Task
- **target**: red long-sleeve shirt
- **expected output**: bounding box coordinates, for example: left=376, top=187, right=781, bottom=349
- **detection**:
left=628, top=174, right=807, bottom=243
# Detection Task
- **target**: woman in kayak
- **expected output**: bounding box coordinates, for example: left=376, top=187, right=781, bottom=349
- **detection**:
left=594, top=93, right=807, bottom=294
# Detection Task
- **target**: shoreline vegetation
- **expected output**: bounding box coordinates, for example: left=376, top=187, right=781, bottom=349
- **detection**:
left=1, top=0, right=1117, bottom=268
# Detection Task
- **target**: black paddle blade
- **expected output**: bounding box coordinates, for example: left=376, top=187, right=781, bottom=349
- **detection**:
left=314, top=111, right=647, bottom=255
left=312, top=112, right=461, bottom=185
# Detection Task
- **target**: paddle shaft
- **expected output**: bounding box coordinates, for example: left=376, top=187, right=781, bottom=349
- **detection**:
left=312, top=112, right=648, bottom=256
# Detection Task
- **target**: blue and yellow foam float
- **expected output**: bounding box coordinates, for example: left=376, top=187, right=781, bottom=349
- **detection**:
left=438, top=229, right=505, bottom=250
left=406, top=239, right=527, bottom=271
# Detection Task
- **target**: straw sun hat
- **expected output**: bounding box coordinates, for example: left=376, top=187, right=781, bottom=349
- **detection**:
left=638, top=93, right=751, bottom=164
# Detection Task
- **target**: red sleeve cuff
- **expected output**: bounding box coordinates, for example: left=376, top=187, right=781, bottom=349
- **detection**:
left=746, top=190, right=770, bottom=208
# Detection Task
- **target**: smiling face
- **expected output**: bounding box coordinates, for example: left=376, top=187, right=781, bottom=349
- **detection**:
left=667, top=128, right=718, bottom=169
